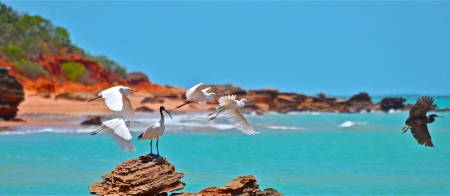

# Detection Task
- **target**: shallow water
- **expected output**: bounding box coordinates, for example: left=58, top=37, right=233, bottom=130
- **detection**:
left=1, top=111, right=450, bottom=195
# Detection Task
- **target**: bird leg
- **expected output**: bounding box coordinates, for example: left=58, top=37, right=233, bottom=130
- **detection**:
left=175, top=101, right=192, bottom=109
left=87, top=95, right=102, bottom=102
left=207, top=107, right=222, bottom=116
left=90, top=126, right=105, bottom=135
left=156, top=138, right=160, bottom=157
left=149, top=139, right=153, bottom=155
left=209, top=109, right=224, bottom=121
left=401, top=126, right=410, bottom=134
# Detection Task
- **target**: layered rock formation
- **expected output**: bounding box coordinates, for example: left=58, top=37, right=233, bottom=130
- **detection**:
left=190, top=175, right=283, bottom=196
left=89, top=154, right=186, bottom=195
left=242, top=90, right=374, bottom=114
left=0, top=68, right=25, bottom=120
left=89, top=155, right=283, bottom=196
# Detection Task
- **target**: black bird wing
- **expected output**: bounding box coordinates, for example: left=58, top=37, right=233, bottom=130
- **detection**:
left=409, top=96, right=434, bottom=118
left=410, top=124, right=434, bottom=147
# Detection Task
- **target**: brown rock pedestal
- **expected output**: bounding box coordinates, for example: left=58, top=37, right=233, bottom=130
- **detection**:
left=89, top=154, right=185, bottom=195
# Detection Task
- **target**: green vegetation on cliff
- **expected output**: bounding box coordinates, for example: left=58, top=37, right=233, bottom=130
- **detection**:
left=0, top=2, right=129, bottom=82
left=61, top=62, right=86, bottom=82
left=14, top=60, right=48, bottom=80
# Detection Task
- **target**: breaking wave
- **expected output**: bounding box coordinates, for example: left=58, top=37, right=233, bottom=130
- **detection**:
left=338, top=121, right=367, bottom=128
left=266, top=125, right=304, bottom=130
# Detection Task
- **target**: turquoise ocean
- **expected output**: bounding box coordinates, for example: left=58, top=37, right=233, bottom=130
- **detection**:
left=1, top=95, right=450, bottom=195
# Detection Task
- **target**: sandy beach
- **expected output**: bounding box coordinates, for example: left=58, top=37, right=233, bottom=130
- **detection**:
left=1, top=90, right=213, bottom=127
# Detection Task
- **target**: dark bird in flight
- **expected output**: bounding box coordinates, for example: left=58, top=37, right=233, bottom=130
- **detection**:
left=402, top=96, right=444, bottom=147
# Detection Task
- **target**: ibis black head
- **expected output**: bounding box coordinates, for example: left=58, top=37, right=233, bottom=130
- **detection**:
left=430, top=114, right=444, bottom=118
left=160, top=106, right=172, bottom=120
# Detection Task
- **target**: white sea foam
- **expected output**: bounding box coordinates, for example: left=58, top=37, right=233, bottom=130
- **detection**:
left=266, top=125, right=304, bottom=130
left=0, top=126, right=97, bottom=135
left=339, top=121, right=367, bottom=128
left=339, top=121, right=356, bottom=127
left=388, top=108, right=399, bottom=114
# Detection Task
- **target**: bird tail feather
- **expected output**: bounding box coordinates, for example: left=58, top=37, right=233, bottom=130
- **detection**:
left=137, top=133, right=143, bottom=140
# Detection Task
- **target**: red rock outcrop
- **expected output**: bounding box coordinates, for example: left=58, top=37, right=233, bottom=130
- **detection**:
left=36, top=53, right=124, bottom=84
left=243, top=90, right=349, bottom=113
left=205, top=84, right=247, bottom=97
left=81, top=116, right=102, bottom=125
left=89, top=154, right=186, bottom=196
left=175, top=175, right=283, bottom=196
left=0, top=68, right=25, bottom=120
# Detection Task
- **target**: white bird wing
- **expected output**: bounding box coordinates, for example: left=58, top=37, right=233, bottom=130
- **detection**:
left=103, top=119, right=136, bottom=153
left=101, top=86, right=124, bottom=111
left=223, top=108, right=259, bottom=135
left=186, top=83, right=204, bottom=99
left=104, top=118, right=133, bottom=140
left=120, top=95, right=135, bottom=122
left=201, top=87, right=211, bottom=93
left=218, top=95, right=236, bottom=106
left=104, top=130, right=136, bottom=153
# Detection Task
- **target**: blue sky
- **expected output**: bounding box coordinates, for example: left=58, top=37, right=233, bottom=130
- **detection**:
left=3, top=1, right=450, bottom=96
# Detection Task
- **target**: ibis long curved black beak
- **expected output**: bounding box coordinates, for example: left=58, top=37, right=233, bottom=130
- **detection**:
left=130, top=89, right=139, bottom=92
left=164, top=109, right=172, bottom=120
left=437, top=116, right=445, bottom=118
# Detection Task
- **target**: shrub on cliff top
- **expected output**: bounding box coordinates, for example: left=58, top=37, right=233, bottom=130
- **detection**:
left=1, top=45, right=24, bottom=62
left=92, top=55, right=127, bottom=79
left=14, top=60, right=48, bottom=80
left=61, top=62, right=85, bottom=82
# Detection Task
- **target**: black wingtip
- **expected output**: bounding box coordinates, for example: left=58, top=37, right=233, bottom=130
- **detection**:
left=137, top=133, right=143, bottom=140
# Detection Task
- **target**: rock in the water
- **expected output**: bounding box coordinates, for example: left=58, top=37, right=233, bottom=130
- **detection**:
left=81, top=116, right=102, bottom=125
left=89, top=154, right=185, bottom=196
left=346, top=92, right=373, bottom=113
left=195, top=175, right=283, bottom=196
left=379, top=97, right=406, bottom=112
left=0, top=68, right=25, bottom=120
left=135, top=106, right=155, bottom=113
